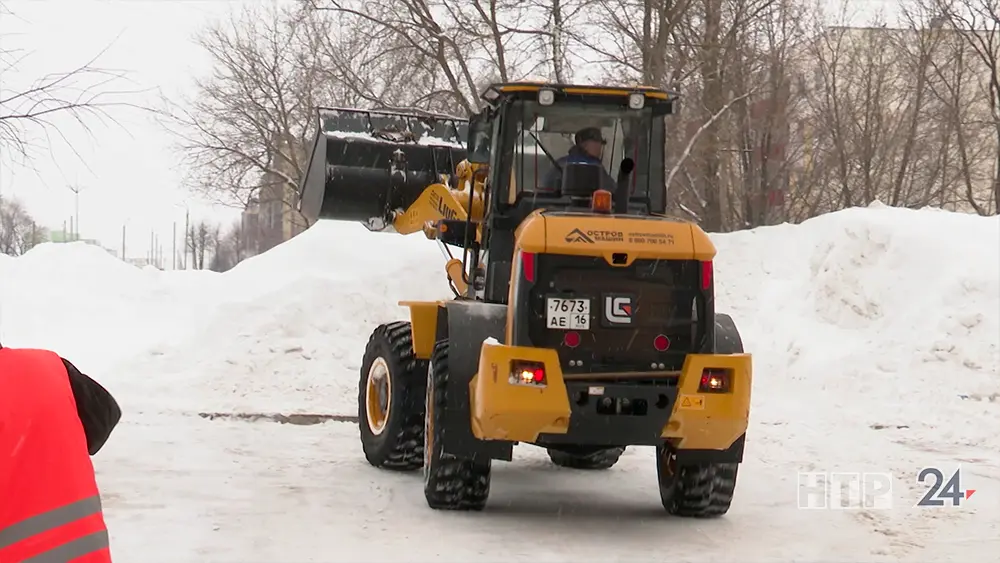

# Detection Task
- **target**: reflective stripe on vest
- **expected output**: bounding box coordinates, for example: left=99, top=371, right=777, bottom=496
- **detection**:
left=0, top=494, right=109, bottom=562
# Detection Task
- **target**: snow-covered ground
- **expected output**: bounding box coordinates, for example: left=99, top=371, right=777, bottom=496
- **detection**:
left=1, top=203, right=997, bottom=562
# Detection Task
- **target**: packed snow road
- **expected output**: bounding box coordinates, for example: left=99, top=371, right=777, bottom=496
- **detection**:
left=1, top=203, right=998, bottom=562
left=93, top=412, right=997, bottom=562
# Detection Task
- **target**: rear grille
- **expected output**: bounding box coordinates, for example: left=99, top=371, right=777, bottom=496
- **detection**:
left=517, top=254, right=709, bottom=374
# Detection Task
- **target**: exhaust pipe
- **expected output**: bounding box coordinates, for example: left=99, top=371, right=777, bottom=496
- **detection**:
left=614, top=157, right=635, bottom=214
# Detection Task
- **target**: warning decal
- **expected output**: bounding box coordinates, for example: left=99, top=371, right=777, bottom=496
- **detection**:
left=678, top=394, right=706, bottom=410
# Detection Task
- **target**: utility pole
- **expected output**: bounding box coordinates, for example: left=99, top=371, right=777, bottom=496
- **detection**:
left=183, top=209, right=190, bottom=269
left=121, top=224, right=126, bottom=261
left=68, top=184, right=84, bottom=241
left=172, top=222, right=177, bottom=269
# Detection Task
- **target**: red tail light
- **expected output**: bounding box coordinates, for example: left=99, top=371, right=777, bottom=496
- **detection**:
left=701, top=260, right=713, bottom=290
left=699, top=368, right=731, bottom=393
left=510, top=360, right=546, bottom=386
left=522, top=252, right=536, bottom=283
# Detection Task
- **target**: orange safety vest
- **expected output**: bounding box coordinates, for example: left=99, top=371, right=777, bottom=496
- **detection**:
left=0, top=348, right=111, bottom=563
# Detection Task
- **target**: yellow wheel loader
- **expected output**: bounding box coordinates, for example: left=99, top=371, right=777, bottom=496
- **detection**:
left=298, top=84, right=753, bottom=515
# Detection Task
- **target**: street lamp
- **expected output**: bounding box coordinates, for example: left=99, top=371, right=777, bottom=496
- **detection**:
left=67, top=184, right=86, bottom=241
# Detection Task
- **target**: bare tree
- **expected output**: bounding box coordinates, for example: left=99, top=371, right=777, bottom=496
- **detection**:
left=179, top=0, right=994, bottom=246
left=0, top=197, right=47, bottom=256
left=165, top=2, right=323, bottom=225
left=309, top=0, right=589, bottom=115
left=208, top=218, right=252, bottom=272
left=0, top=6, right=150, bottom=166
left=186, top=220, right=219, bottom=270
left=577, top=0, right=696, bottom=89
left=930, top=0, right=1000, bottom=214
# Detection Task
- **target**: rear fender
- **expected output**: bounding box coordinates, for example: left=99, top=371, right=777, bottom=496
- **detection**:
left=438, top=300, right=514, bottom=461
left=665, top=352, right=752, bottom=464
left=398, top=300, right=443, bottom=360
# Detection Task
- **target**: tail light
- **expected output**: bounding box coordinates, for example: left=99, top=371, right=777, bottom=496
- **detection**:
left=699, top=368, right=731, bottom=393
left=510, top=360, right=546, bottom=387
left=701, top=260, right=713, bottom=290
left=521, top=251, right=536, bottom=283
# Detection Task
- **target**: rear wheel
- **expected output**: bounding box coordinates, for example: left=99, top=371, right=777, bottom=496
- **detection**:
left=423, top=339, right=491, bottom=510
left=546, top=446, right=626, bottom=470
left=656, top=444, right=739, bottom=517
left=358, top=321, right=427, bottom=470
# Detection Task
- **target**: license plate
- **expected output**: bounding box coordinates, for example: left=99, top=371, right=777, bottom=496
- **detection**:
left=546, top=297, right=591, bottom=330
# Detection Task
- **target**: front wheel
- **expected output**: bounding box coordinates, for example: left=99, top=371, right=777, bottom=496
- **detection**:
left=358, top=321, right=427, bottom=471
left=423, top=339, right=491, bottom=510
left=656, top=444, right=739, bottom=517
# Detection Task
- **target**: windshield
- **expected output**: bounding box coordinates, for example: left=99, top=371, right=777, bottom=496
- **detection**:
left=504, top=100, right=662, bottom=209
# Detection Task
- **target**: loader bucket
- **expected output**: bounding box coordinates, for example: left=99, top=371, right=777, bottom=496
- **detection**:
left=299, top=107, right=469, bottom=231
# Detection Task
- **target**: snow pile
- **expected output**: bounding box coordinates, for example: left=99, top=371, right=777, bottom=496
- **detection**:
left=107, top=220, right=452, bottom=414
left=0, top=242, right=210, bottom=371
left=712, top=203, right=999, bottom=469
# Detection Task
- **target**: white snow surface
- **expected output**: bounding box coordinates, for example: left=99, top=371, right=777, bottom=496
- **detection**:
left=326, top=130, right=465, bottom=149
left=1, top=203, right=998, bottom=562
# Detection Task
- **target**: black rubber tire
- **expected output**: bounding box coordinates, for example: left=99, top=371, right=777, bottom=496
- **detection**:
left=656, top=445, right=739, bottom=517
left=423, top=339, right=491, bottom=510
left=546, top=447, right=626, bottom=470
left=358, top=321, right=427, bottom=471
left=715, top=313, right=745, bottom=354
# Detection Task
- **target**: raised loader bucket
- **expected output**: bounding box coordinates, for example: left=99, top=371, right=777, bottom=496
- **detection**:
left=298, top=107, right=468, bottom=231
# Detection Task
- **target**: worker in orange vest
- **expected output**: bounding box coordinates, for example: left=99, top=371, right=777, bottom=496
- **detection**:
left=0, top=344, right=122, bottom=562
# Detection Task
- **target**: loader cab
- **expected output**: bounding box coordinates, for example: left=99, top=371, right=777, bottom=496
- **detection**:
left=465, top=82, right=678, bottom=303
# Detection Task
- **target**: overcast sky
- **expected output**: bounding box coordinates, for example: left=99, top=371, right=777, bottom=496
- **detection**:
left=0, top=0, right=256, bottom=261
left=0, top=0, right=905, bottom=263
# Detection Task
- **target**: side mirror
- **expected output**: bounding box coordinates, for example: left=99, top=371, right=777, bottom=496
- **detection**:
left=466, top=113, right=491, bottom=164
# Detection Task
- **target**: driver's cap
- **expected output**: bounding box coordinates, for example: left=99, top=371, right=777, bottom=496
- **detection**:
left=575, top=127, right=606, bottom=145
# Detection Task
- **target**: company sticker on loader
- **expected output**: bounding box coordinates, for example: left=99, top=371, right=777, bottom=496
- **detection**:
left=626, top=232, right=675, bottom=245
left=564, top=228, right=624, bottom=244
left=678, top=394, right=705, bottom=410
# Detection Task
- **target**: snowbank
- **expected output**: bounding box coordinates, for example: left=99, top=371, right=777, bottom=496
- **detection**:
left=103, top=220, right=452, bottom=413
left=0, top=242, right=211, bottom=371
left=708, top=204, right=999, bottom=472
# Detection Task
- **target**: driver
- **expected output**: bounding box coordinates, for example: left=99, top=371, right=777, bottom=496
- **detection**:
left=541, top=127, right=617, bottom=193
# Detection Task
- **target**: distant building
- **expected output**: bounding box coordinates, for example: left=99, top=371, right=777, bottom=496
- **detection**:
left=241, top=132, right=309, bottom=254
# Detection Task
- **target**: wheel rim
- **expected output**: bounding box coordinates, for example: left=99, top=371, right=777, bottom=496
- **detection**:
left=365, top=357, right=391, bottom=435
